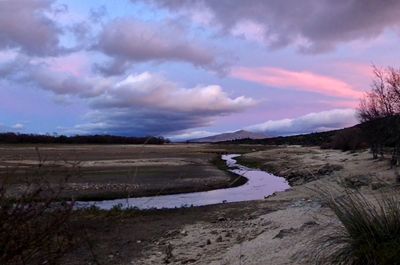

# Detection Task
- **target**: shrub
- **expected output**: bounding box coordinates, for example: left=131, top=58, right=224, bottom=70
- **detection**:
left=330, top=127, right=367, bottom=151
left=0, top=154, right=76, bottom=265
left=315, top=190, right=400, bottom=265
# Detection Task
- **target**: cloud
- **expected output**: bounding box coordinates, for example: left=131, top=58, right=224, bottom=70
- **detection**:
left=0, top=0, right=62, bottom=56
left=71, top=110, right=213, bottom=136
left=231, top=67, right=363, bottom=99
left=77, top=72, right=255, bottom=135
left=89, top=5, right=107, bottom=23
left=0, top=122, right=25, bottom=132
left=245, top=108, right=357, bottom=136
left=91, top=72, right=254, bottom=113
left=12, top=123, right=24, bottom=130
left=231, top=20, right=268, bottom=44
left=95, top=18, right=226, bottom=75
left=0, top=55, right=107, bottom=97
left=142, top=0, right=400, bottom=53
left=1, top=57, right=255, bottom=135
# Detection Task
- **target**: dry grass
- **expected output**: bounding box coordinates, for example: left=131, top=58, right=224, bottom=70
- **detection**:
left=315, top=189, right=400, bottom=265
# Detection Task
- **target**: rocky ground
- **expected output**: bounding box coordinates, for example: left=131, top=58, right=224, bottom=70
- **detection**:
left=63, top=145, right=399, bottom=265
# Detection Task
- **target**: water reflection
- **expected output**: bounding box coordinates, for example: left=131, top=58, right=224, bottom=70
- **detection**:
left=76, top=154, right=290, bottom=210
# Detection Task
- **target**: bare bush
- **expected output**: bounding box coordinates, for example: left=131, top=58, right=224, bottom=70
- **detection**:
left=0, top=151, right=77, bottom=265
left=329, top=127, right=367, bottom=152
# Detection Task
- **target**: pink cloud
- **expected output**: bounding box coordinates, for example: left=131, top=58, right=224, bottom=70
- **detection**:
left=231, top=67, right=364, bottom=99
left=331, top=61, right=374, bottom=89
left=340, top=62, right=373, bottom=78
left=318, top=99, right=360, bottom=109
left=47, top=53, right=90, bottom=77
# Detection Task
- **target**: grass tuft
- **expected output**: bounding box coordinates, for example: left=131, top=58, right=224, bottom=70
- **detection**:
left=315, top=189, right=400, bottom=265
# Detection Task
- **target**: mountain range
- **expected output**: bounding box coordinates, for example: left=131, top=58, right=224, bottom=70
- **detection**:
left=188, top=130, right=267, bottom=143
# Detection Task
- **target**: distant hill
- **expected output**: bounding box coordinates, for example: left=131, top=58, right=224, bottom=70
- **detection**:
left=217, top=125, right=366, bottom=150
left=219, top=130, right=340, bottom=146
left=188, top=130, right=267, bottom=143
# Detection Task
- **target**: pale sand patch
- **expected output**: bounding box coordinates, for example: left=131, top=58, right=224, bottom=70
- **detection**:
left=1, top=158, right=195, bottom=167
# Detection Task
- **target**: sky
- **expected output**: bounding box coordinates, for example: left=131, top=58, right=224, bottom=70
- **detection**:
left=1, top=0, right=400, bottom=140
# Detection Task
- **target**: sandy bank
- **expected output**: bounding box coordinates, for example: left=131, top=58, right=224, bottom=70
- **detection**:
left=131, top=146, right=398, bottom=265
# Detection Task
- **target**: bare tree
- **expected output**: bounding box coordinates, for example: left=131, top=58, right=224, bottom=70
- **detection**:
left=358, top=66, right=400, bottom=165
left=358, top=66, right=398, bottom=122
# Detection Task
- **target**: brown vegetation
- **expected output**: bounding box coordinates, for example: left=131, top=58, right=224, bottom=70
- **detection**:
left=328, top=127, right=367, bottom=152
left=0, top=155, right=76, bottom=265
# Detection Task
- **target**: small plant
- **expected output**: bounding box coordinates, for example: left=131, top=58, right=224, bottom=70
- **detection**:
left=315, top=190, right=400, bottom=265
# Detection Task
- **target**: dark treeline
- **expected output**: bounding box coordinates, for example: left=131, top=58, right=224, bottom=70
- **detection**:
left=0, top=133, right=170, bottom=145
left=358, top=115, right=400, bottom=164
left=219, top=118, right=398, bottom=155
left=219, top=130, right=340, bottom=146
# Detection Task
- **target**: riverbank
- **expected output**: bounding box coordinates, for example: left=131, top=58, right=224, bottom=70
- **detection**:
left=76, top=154, right=288, bottom=210
left=0, top=144, right=258, bottom=201
left=62, top=145, right=399, bottom=264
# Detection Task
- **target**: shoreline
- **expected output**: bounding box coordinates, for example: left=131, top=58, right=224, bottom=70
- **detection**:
left=1, top=144, right=257, bottom=202
left=63, top=145, right=399, bottom=265
left=72, top=155, right=249, bottom=202
left=75, top=154, right=289, bottom=210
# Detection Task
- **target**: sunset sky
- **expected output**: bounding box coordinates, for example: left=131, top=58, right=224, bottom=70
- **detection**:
left=1, top=0, right=400, bottom=140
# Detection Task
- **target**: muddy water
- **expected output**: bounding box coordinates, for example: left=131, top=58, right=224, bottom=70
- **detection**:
left=76, top=154, right=290, bottom=210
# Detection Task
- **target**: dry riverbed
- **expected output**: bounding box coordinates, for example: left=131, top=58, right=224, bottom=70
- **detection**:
left=0, top=144, right=261, bottom=200
left=61, top=145, right=399, bottom=265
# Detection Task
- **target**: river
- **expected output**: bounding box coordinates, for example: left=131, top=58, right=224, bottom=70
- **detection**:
left=76, top=154, right=290, bottom=210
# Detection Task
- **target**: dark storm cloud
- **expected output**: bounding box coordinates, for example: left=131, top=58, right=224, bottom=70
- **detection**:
left=140, top=0, right=400, bottom=53
left=74, top=72, right=255, bottom=136
left=73, top=109, right=213, bottom=136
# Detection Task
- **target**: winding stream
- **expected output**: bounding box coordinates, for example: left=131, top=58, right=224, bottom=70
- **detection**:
left=76, top=154, right=290, bottom=210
